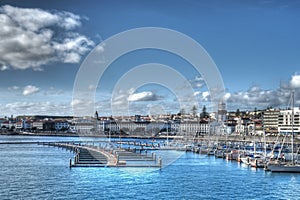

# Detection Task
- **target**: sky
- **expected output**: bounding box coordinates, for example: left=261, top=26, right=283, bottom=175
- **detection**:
left=0, top=0, right=300, bottom=117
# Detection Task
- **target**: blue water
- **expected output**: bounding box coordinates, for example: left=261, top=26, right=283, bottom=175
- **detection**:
left=0, top=135, right=300, bottom=199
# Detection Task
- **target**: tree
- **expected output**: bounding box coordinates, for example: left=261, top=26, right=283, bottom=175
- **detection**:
left=236, top=109, right=240, bottom=117
left=200, top=105, right=209, bottom=119
left=191, top=105, right=198, bottom=117
left=179, top=108, right=185, bottom=115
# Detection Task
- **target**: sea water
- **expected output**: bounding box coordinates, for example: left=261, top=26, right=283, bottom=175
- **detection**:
left=0, top=135, right=299, bottom=199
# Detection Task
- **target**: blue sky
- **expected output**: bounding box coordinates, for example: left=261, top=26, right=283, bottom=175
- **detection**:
left=0, top=0, right=300, bottom=117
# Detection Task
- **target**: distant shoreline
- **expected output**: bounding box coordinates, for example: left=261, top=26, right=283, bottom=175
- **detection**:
left=1, top=131, right=300, bottom=144
left=0, top=131, right=175, bottom=139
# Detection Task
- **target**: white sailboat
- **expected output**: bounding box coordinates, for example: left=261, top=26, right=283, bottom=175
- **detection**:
left=267, top=92, right=300, bottom=172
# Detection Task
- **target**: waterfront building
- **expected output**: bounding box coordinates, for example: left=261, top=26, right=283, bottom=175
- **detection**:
left=195, top=119, right=210, bottom=135
left=54, top=120, right=69, bottom=131
left=15, top=121, right=23, bottom=130
left=178, top=121, right=202, bottom=136
left=43, top=120, right=55, bottom=131
left=278, top=107, right=300, bottom=134
left=235, top=117, right=251, bottom=135
left=1, top=121, right=9, bottom=129
left=262, top=109, right=279, bottom=134
left=225, top=118, right=236, bottom=134
left=74, top=117, right=94, bottom=134
left=23, top=120, right=32, bottom=130
left=32, top=121, right=44, bottom=130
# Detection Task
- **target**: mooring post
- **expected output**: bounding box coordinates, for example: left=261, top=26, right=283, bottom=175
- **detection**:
left=158, top=157, right=162, bottom=169
left=69, top=158, right=72, bottom=168
left=152, top=153, right=156, bottom=161
left=75, top=154, right=78, bottom=163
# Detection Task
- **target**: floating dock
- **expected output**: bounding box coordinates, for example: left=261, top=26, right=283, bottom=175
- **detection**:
left=41, top=142, right=162, bottom=168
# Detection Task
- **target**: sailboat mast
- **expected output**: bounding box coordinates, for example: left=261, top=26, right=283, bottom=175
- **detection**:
left=291, top=91, right=294, bottom=165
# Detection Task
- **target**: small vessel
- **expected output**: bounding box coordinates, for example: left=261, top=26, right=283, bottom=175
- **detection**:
left=240, top=157, right=250, bottom=165
left=267, top=160, right=300, bottom=172
left=215, top=150, right=226, bottom=158
left=226, top=150, right=239, bottom=161
left=266, top=92, right=300, bottom=173
left=249, top=155, right=266, bottom=168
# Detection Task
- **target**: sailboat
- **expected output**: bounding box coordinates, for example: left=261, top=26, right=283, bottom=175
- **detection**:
left=266, top=92, right=300, bottom=172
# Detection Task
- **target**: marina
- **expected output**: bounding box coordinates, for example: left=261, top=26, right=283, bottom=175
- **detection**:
left=1, top=134, right=300, bottom=172
left=1, top=135, right=300, bottom=199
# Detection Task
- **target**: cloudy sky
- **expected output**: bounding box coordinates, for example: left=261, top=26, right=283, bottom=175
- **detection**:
left=0, top=0, right=300, bottom=117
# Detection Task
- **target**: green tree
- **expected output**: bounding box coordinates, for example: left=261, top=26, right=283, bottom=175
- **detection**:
left=180, top=108, right=185, bottom=115
left=200, top=105, right=209, bottom=119
left=191, top=105, right=198, bottom=117
left=236, top=109, right=240, bottom=117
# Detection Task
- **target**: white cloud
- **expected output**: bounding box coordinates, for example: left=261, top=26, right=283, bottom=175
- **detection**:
left=223, top=92, right=231, bottom=101
left=224, top=74, right=300, bottom=110
left=190, top=75, right=205, bottom=89
left=88, top=84, right=97, bottom=90
left=43, top=87, right=64, bottom=96
left=71, top=99, right=83, bottom=107
left=290, top=74, right=300, bottom=88
left=202, top=91, right=210, bottom=101
left=8, top=86, right=19, bottom=90
left=0, top=65, right=9, bottom=71
left=0, top=5, right=94, bottom=70
left=128, top=91, right=159, bottom=101
left=227, top=88, right=278, bottom=108
left=4, top=101, right=72, bottom=116
left=23, top=85, right=39, bottom=96
left=193, top=91, right=201, bottom=96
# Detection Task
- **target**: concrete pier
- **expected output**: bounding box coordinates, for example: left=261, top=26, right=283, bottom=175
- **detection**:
left=42, top=142, right=162, bottom=168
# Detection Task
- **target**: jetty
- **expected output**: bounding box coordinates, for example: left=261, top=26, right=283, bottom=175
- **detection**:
left=41, top=142, right=162, bottom=168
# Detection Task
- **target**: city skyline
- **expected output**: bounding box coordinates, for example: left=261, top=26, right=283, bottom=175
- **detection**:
left=0, top=0, right=300, bottom=117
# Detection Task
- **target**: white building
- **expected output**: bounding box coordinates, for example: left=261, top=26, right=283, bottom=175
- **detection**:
left=278, top=108, right=300, bottom=134
left=32, top=121, right=44, bottom=130
left=74, top=117, right=95, bottom=134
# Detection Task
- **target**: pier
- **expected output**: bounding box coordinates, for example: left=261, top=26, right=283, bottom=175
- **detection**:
left=41, top=142, right=162, bottom=168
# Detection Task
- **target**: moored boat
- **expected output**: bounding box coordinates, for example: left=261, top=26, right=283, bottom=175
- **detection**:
left=250, top=157, right=266, bottom=168
left=240, top=157, right=251, bottom=165
left=267, top=162, right=300, bottom=172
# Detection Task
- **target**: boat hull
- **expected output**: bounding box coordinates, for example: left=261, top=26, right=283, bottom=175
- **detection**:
left=267, top=164, right=300, bottom=173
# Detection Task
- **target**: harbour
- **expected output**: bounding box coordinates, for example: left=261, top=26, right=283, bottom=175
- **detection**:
left=1, top=135, right=300, bottom=199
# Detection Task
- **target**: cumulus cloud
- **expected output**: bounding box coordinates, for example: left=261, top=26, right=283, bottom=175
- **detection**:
left=23, top=85, right=39, bottom=96
left=43, top=87, right=64, bottom=96
left=202, top=91, right=210, bottom=101
left=190, top=75, right=205, bottom=89
left=88, top=84, right=97, bottom=90
left=8, top=86, right=19, bottom=90
left=223, top=92, right=231, bottom=101
left=193, top=91, right=201, bottom=96
left=290, top=74, right=300, bottom=88
left=0, top=65, right=9, bottom=71
left=0, top=5, right=94, bottom=70
left=225, top=74, right=300, bottom=110
left=128, top=91, right=160, bottom=102
left=5, top=101, right=72, bottom=116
